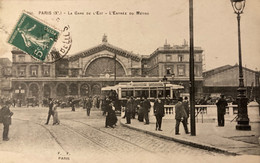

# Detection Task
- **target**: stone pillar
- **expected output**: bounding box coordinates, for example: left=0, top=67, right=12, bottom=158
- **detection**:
left=78, top=83, right=80, bottom=97
left=39, top=82, right=44, bottom=107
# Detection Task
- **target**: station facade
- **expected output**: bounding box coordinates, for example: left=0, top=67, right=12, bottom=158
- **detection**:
left=10, top=36, right=204, bottom=104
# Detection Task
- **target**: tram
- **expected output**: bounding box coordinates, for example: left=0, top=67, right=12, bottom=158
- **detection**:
left=101, top=81, right=184, bottom=103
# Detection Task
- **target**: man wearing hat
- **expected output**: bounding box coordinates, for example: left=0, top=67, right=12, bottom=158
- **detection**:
left=45, top=98, right=54, bottom=125
left=1, top=101, right=14, bottom=141
left=175, top=97, right=189, bottom=135
left=216, top=94, right=228, bottom=126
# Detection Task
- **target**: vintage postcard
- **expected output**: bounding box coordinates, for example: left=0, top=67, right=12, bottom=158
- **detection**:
left=0, top=0, right=259, bottom=163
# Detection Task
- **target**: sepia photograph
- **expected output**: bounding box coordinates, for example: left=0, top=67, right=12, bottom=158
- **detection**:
left=0, top=0, right=259, bottom=162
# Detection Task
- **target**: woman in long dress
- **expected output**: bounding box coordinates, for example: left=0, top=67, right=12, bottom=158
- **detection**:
left=53, top=101, right=60, bottom=125
left=105, top=101, right=118, bottom=128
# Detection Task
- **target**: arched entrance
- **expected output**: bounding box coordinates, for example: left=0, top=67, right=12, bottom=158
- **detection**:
left=80, top=84, right=89, bottom=96
left=14, top=83, right=27, bottom=106
left=69, top=83, right=78, bottom=96
left=92, top=84, right=101, bottom=95
left=43, top=84, right=51, bottom=98
left=85, top=57, right=126, bottom=77
left=29, top=83, right=39, bottom=98
left=56, top=83, right=67, bottom=97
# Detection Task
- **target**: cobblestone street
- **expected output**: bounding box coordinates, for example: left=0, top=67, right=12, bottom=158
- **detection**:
left=0, top=107, right=257, bottom=163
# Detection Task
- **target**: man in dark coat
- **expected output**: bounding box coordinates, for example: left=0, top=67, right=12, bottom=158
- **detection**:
left=154, top=98, right=165, bottom=131
left=142, top=96, right=151, bottom=125
left=132, top=97, right=138, bottom=119
left=86, top=97, right=92, bottom=116
left=45, top=98, right=54, bottom=125
left=216, top=94, right=228, bottom=126
left=182, top=96, right=189, bottom=124
left=1, top=101, right=13, bottom=141
left=175, top=97, right=189, bottom=135
left=137, top=97, right=144, bottom=122
left=125, top=97, right=133, bottom=124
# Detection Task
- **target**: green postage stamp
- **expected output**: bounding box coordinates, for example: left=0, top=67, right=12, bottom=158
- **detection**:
left=8, top=12, right=60, bottom=61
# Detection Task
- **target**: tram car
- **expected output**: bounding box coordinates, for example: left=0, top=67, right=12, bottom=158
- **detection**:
left=101, top=81, right=184, bottom=105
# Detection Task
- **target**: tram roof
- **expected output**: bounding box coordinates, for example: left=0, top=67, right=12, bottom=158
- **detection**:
left=101, top=82, right=184, bottom=90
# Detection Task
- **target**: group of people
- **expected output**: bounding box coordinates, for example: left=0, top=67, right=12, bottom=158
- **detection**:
left=123, top=96, right=190, bottom=135
left=123, top=96, right=151, bottom=125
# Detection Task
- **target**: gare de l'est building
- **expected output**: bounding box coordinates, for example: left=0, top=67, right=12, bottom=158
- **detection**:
left=11, top=37, right=203, bottom=103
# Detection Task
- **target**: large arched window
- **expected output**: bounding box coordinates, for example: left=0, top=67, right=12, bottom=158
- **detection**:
left=85, top=57, right=126, bottom=77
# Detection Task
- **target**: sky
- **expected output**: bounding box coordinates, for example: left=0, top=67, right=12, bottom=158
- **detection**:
left=0, top=0, right=259, bottom=71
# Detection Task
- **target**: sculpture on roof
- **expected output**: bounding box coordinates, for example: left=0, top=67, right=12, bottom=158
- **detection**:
left=102, top=34, right=108, bottom=43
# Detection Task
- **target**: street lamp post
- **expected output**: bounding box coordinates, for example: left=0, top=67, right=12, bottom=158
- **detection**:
left=230, top=0, right=251, bottom=130
left=162, top=76, right=168, bottom=102
left=189, top=0, right=196, bottom=136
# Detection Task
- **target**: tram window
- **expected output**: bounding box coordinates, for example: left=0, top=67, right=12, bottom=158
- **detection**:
left=158, top=90, right=164, bottom=98
left=150, top=89, right=157, bottom=98
left=142, top=90, right=149, bottom=98
left=135, top=89, right=149, bottom=98
left=135, top=90, right=141, bottom=97
left=158, top=88, right=170, bottom=98
left=122, top=90, right=133, bottom=98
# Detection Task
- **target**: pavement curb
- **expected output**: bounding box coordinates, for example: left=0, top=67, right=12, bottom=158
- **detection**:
left=120, top=121, right=238, bottom=156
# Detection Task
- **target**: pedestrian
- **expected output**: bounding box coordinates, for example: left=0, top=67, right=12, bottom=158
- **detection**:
left=53, top=101, right=60, bottom=125
left=216, top=94, right=228, bottom=127
left=45, top=98, right=54, bottom=125
left=154, top=98, right=164, bottom=131
left=105, top=101, right=118, bottom=128
left=175, top=97, right=189, bottom=135
left=142, top=96, right=151, bottom=125
left=12, top=98, right=16, bottom=108
left=132, top=97, right=138, bottom=119
left=86, top=96, right=92, bottom=116
left=70, top=99, right=75, bottom=112
left=92, top=96, right=97, bottom=109
left=137, top=97, right=144, bottom=122
left=101, top=97, right=109, bottom=116
left=183, top=96, right=190, bottom=124
left=114, top=98, right=121, bottom=113
left=82, top=97, right=87, bottom=110
left=96, top=96, right=100, bottom=109
left=125, top=97, right=133, bottom=124
left=0, top=101, right=14, bottom=141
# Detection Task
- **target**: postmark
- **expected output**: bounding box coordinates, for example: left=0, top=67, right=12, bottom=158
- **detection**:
left=49, top=25, right=72, bottom=62
left=8, top=12, right=60, bottom=61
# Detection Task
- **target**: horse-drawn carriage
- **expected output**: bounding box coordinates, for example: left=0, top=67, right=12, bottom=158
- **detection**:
left=26, top=97, right=39, bottom=107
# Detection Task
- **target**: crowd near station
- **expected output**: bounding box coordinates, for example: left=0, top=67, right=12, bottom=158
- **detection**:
left=0, top=87, right=256, bottom=141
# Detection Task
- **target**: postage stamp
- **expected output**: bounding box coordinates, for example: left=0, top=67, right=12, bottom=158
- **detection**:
left=8, top=12, right=60, bottom=61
